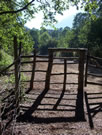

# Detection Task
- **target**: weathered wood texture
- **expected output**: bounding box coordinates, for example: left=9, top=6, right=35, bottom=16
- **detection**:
left=75, top=50, right=86, bottom=121
left=85, top=53, right=89, bottom=86
left=45, top=50, right=53, bottom=90
left=29, top=50, right=36, bottom=90
left=63, top=59, right=67, bottom=91
left=48, top=48, right=87, bottom=52
left=14, top=36, right=21, bottom=115
left=14, top=36, right=19, bottom=103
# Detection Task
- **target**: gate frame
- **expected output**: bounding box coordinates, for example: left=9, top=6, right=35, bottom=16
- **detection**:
left=45, top=48, right=87, bottom=121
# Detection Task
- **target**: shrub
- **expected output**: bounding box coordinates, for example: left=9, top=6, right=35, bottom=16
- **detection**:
left=0, top=50, right=13, bottom=71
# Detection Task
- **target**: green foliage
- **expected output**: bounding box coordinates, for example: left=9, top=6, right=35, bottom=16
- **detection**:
left=39, top=31, right=58, bottom=55
left=5, top=73, right=27, bottom=101
left=30, top=28, right=39, bottom=49
left=0, top=50, right=13, bottom=71
left=39, top=31, right=51, bottom=44
left=0, top=0, right=102, bottom=59
left=0, top=1, right=34, bottom=56
left=0, top=0, right=101, bottom=26
left=5, top=73, right=27, bottom=84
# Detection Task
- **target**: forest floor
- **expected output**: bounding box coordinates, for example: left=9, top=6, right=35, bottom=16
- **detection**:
left=0, top=58, right=102, bottom=135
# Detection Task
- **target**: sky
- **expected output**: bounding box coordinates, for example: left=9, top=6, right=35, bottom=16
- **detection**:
left=25, top=6, right=83, bottom=29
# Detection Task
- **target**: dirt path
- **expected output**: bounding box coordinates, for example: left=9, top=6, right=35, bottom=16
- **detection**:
left=15, top=60, right=102, bottom=135
left=0, top=59, right=102, bottom=135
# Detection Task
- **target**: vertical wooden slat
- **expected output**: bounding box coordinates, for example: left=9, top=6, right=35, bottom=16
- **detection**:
left=45, top=50, right=53, bottom=90
left=29, top=50, right=36, bottom=91
left=75, top=50, right=86, bottom=121
left=85, top=51, right=89, bottom=87
left=18, top=42, right=22, bottom=100
left=63, top=59, right=67, bottom=91
left=14, top=36, right=19, bottom=100
left=14, top=36, right=20, bottom=115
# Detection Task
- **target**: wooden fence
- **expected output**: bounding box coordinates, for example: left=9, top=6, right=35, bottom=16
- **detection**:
left=1, top=36, right=102, bottom=134
left=21, top=48, right=87, bottom=120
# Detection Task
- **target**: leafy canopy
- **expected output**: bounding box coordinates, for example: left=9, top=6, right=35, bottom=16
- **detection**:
left=0, top=0, right=101, bottom=25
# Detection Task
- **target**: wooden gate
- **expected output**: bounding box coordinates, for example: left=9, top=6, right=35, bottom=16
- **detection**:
left=25, top=48, right=87, bottom=120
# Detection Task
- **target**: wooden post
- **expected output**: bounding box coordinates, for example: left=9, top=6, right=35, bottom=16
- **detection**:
left=85, top=51, right=89, bottom=87
left=29, top=50, right=36, bottom=91
left=63, top=59, right=67, bottom=91
left=14, top=36, right=19, bottom=97
left=18, top=42, right=22, bottom=99
left=14, top=36, right=20, bottom=114
left=45, top=50, right=53, bottom=90
left=75, top=50, right=86, bottom=121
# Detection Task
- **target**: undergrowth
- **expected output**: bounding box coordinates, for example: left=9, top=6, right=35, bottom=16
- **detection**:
left=0, top=50, right=13, bottom=71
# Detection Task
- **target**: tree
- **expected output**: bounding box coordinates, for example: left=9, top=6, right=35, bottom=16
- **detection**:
left=0, top=2, right=33, bottom=55
left=39, top=31, right=58, bottom=54
left=30, top=28, right=39, bottom=49
left=39, top=31, right=51, bottom=54
left=1, top=0, right=102, bottom=58
left=0, top=0, right=101, bottom=24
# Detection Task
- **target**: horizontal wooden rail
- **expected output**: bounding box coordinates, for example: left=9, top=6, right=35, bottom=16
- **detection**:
left=66, top=62, right=78, bottom=64
left=53, top=62, right=78, bottom=65
left=36, top=108, right=75, bottom=112
left=51, top=73, right=64, bottom=75
left=36, top=55, right=49, bottom=58
left=35, top=70, right=47, bottom=72
left=20, top=70, right=32, bottom=72
left=87, top=81, right=102, bottom=86
left=89, top=55, right=102, bottom=61
left=50, top=82, right=63, bottom=85
left=48, top=48, right=87, bottom=52
left=88, top=96, right=102, bottom=99
left=21, top=59, right=78, bottom=65
left=88, top=73, right=102, bottom=78
left=21, top=80, right=45, bottom=83
left=66, top=83, right=78, bottom=85
left=51, top=72, right=78, bottom=76
left=33, top=80, right=45, bottom=82
left=89, top=102, right=102, bottom=105
left=87, top=92, right=102, bottom=95
left=21, top=61, right=33, bottom=64
left=35, top=60, right=49, bottom=63
left=50, top=82, right=78, bottom=85
left=88, top=64, right=102, bottom=70
left=22, top=55, right=79, bottom=60
left=67, top=72, right=78, bottom=75
left=52, top=63, right=64, bottom=65
left=53, top=57, right=79, bottom=60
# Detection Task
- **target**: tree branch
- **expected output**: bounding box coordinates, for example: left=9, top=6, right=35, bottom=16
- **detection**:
left=0, top=0, right=35, bottom=15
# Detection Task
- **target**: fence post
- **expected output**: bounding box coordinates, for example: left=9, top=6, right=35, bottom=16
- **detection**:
left=14, top=36, right=20, bottom=115
left=18, top=42, right=22, bottom=99
left=45, top=50, right=53, bottom=90
left=75, top=49, right=86, bottom=121
left=85, top=51, right=89, bottom=87
left=63, top=59, right=67, bottom=91
left=28, top=50, right=36, bottom=92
